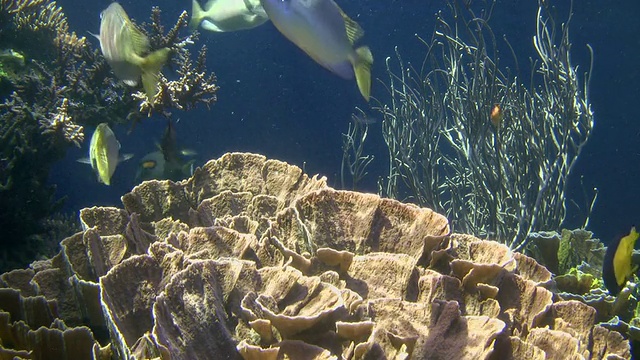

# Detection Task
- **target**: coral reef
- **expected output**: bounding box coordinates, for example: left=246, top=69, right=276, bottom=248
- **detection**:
left=525, top=229, right=640, bottom=355
left=526, top=229, right=606, bottom=285
left=0, top=153, right=630, bottom=359
left=0, top=0, right=218, bottom=272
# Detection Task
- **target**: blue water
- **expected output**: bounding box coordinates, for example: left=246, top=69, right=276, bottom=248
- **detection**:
left=48, top=0, right=640, bottom=248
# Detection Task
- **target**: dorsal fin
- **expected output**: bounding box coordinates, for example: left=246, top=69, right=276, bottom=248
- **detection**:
left=336, top=4, right=364, bottom=44
left=128, top=24, right=150, bottom=55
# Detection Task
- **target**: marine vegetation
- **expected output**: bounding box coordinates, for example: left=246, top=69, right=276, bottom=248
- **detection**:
left=524, top=228, right=640, bottom=355
left=341, top=107, right=374, bottom=190
left=0, top=0, right=218, bottom=272
left=374, top=0, right=593, bottom=250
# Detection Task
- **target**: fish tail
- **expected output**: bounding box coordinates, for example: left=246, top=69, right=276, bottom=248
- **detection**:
left=183, top=159, right=196, bottom=177
left=354, top=46, right=373, bottom=101
left=190, top=0, right=205, bottom=30
left=140, top=48, right=171, bottom=100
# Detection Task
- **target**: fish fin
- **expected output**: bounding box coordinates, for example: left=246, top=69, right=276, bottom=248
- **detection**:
left=243, top=0, right=266, bottom=16
left=200, top=19, right=225, bottom=32
left=87, top=31, right=100, bottom=41
left=353, top=46, right=373, bottom=101
left=119, top=153, right=134, bottom=162
left=321, top=60, right=354, bottom=80
left=339, top=7, right=364, bottom=44
left=180, top=149, right=198, bottom=157
left=190, top=0, right=205, bottom=30
left=183, top=159, right=196, bottom=177
left=128, top=26, right=151, bottom=55
left=77, top=157, right=92, bottom=164
left=140, top=48, right=171, bottom=100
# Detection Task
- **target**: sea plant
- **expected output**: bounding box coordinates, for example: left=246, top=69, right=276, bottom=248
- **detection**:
left=375, top=0, right=593, bottom=250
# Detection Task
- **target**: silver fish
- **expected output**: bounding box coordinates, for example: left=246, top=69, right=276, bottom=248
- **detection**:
left=98, top=2, right=170, bottom=100
left=260, top=0, right=373, bottom=101
left=190, top=0, right=268, bottom=32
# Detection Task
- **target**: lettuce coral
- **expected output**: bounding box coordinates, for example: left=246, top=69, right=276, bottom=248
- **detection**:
left=0, top=153, right=631, bottom=359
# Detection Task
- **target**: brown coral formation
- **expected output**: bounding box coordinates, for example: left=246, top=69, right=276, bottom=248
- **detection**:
left=0, top=153, right=632, bottom=359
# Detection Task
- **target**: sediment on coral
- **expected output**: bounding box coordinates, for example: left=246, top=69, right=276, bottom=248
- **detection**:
left=0, top=152, right=631, bottom=359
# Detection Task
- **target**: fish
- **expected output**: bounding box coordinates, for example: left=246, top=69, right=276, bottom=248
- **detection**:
left=190, top=0, right=269, bottom=32
left=603, top=227, right=640, bottom=296
left=260, top=0, right=373, bottom=101
left=0, top=49, right=25, bottom=67
left=78, top=123, right=133, bottom=185
left=490, top=104, right=503, bottom=128
left=135, top=121, right=196, bottom=183
left=98, top=2, right=171, bottom=100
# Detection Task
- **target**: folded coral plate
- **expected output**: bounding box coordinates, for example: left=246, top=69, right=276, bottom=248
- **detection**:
left=0, top=152, right=632, bottom=359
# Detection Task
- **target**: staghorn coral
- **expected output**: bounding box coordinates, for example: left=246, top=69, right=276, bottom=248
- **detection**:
left=0, top=91, right=72, bottom=272
left=0, top=0, right=218, bottom=272
left=0, top=153, right=631, bottom=359
left=0, top=0, right=68, bottom=36
left=134, top=44, right=219, bottom=117
left=134, top=7, right=219, bottom=117
left=39, top=97, right=84, bottom=147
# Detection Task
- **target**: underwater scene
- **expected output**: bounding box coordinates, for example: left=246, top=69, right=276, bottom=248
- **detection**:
left=0, top=0, right=639, bottom=358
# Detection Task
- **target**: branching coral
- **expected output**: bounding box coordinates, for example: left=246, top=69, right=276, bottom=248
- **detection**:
left=40, top=97, right=84, bottom=147
left=134, top=7, right=219, bottom=117
left=0, top=0, right=219, bottom=271
left=135, top=44, right=219, bottom=117
left=375, top=0, right=593, bottom=250
left=0, top=0, right=68, bottom=35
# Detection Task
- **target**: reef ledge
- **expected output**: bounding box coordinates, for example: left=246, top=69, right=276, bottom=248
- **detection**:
left=0, top=152, right=631, bottom=359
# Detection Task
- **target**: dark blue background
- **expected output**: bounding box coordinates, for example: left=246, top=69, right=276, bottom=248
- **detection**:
left=50, top=0, right=640, bottom=247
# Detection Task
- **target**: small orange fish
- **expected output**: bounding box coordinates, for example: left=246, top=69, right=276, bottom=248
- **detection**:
left=490, top=104, right=503, bottom=128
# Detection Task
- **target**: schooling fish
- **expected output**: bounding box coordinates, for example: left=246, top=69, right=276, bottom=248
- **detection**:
left=98, top=2, right=170, bottom=100
left=260, top=0, right=373, bottom=101
left=603, top=227, right=640, bottom=296
left=190, top=0, right=268, bottom=32
left=78, top=123, right=133, bottom=185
